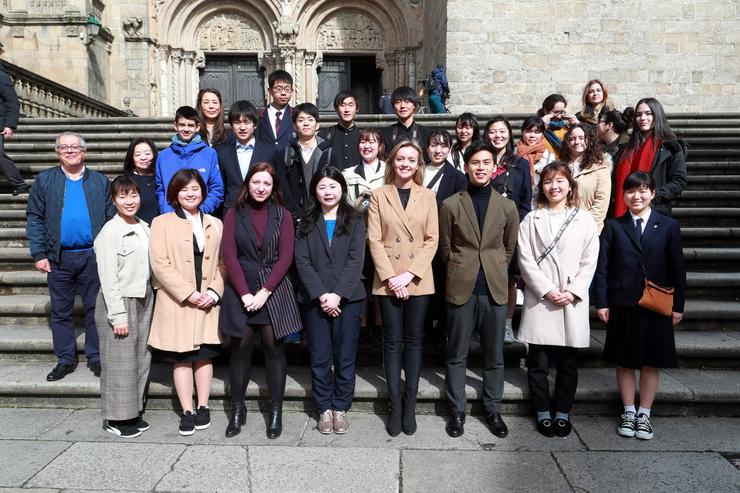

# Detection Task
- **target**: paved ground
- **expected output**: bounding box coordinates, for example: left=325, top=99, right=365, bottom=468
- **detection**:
left=0, top=408, right=738, bottom=492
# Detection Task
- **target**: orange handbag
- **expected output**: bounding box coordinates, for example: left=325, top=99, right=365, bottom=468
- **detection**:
left=638, top=278, right=674, bottom=317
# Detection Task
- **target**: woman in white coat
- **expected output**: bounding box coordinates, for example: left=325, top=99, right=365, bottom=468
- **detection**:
left=518, top=162, right=599, bottom=438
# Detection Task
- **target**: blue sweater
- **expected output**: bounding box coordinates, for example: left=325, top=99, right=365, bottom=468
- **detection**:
left=155, top=137, right=224, bottom=214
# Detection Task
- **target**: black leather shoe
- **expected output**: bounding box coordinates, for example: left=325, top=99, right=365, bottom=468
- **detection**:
left=12, top=185, right=31, bottom=196
left=225, top=402, right=246, bottom=438
left=445, top=413, right=465, bottom=438
left=266, top=405, right=282, bottom=439
left=486, top=413, right=509, bottom=438
left=537, top=418, right=556, bottom=437
left=46, top=363, right=76, bottom=381
left=555, top=418, right=572, bottom=437
left=87, top=360, right=101, bottom=377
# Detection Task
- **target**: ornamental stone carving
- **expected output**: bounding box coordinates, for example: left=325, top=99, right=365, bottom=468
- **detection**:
left=197, top=14, right=264, bottom=52
left=273, top=19, right=299, bottom=46
left=123, top=17, right=144, bottom=37
left=316, top=13, right=383, bottom=51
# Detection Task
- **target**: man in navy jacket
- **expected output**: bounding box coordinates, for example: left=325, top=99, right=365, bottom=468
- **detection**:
left=0, top=64, right=30, bottom=194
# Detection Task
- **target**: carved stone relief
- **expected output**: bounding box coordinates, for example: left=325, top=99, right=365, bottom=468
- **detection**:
left=28, top=0, right=67, bottom=13
left=316, top=13, right=383, bottom=51
left=197, top=14, right=264, bottom=52
left=123, top=17, right=143, bottom=37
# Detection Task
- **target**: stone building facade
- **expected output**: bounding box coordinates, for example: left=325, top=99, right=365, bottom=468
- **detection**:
left=0, top=0, right=737, bottom=116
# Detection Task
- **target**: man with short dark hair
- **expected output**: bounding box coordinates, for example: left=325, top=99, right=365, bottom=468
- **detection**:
left=256, top=69, right=296, bottom=151
left=318, top=90, right=361, bottom=170
left=0, top=64, right=30, bottom=194
left=26, top=132, right=115, bottom=381
left=381, top=86, right=431, bottom=154
left=439, top=141, right=519, bottom=438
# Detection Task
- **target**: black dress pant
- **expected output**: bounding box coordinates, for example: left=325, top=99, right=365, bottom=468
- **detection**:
left=0, top=135, right=26, bottom=189
left=526, top=344, right=579, bottom=414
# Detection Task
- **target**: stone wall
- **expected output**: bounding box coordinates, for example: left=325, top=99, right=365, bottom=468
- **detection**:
left=445, top=0, right=740, bottom=114
left=420, top=0, right=447, bottom=84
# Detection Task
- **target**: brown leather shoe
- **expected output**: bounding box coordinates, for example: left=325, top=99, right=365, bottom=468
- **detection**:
left=333, top=410, right=349, bottom=434
left=317, top=409, right=333, bottom=434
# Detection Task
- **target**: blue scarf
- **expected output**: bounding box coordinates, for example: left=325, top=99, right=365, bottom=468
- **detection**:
left=171, top=133, right=203, bottom=147
left=544, top=120, right=567, bottom=154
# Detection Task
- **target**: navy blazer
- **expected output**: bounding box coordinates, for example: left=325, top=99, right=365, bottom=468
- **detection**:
left=215, top=135, right=274, bottom=210
left=273, top=141, right=332, bottom=219
left=294, top=215, right=366, bottom=304
left=256, top=105, right=295, bottom=151
left=0, top=66, right=20, bottom=130
left=593, top=210, right=686, bottom=313
left=491, top=157, right=532, bottom=221
left=428, top=162, right=467, bottom=208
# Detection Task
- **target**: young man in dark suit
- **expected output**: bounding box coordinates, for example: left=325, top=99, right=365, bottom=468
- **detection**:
left=256, top=69, right=295, bottom=152
left=439, top=141, right=519, bottom=439
left=381, top=86, right=431, bottom=154
left=0, top=65, right=30, bottom=194
left=215, top=100, right=274, bottom=210
left=318, top=90, right=361, bottom=170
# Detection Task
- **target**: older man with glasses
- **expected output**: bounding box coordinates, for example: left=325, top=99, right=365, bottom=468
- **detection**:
left=26, top=132, right=115, bottom=381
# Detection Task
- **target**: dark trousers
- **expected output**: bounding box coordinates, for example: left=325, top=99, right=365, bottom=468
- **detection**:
left=445, top=294, right=506, bottom=415
left=48, top=249, right=101, bottom=365
left=0, top=135, right=26, bottom=189
left=526, top=344, right=579, bottom=414
left=378, top=295, right=430, bottom=402
left=302, top=300, right=362, bottom=413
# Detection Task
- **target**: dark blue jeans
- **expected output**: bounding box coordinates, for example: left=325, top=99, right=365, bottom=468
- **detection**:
left=48, top=249, right=100, bottom=365
left=302, top=300, right=362, bottom=413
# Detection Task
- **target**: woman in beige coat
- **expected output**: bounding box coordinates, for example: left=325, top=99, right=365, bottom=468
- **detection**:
left=368, top=140, right=439, bottom=437
left=560, top=123, right=612, bottom=233
left=518, top=163, right=599, bottom=438
left=148, top=169, right=224, bottom=436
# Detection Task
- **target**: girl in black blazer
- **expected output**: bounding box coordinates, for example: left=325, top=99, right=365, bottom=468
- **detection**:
left=594, top=171, right=686, bottom=441
left=294, top=167, right=366, bottom=435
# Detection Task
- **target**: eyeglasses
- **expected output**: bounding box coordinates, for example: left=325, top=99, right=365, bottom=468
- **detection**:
left=57, top=145, right=84, bottom=153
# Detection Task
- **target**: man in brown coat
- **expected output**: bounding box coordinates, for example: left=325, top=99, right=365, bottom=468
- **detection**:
left=439, top=141, right=518, bottom=438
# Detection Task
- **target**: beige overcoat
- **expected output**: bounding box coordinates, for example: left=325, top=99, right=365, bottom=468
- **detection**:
left=573, top=154, right=612, bottom=233
left=147, top=212, right=224, bottom=353
left=517, top=208, right=599, bottom=348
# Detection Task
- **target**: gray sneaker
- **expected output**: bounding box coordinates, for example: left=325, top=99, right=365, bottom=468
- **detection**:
left=317, top=409, right=334, bottom=434
left=333, top=410, right=349, bottom=434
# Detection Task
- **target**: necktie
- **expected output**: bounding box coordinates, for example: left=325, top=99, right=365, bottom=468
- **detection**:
left=635, top=218, right=643, bottom=240
left=274, top=110, right=282, bottom=136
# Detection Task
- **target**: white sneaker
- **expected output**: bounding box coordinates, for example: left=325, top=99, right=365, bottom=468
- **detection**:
left=504, top=320, right=515, bottom=345
left=634, top=413, right=654, bottom=440
left=617, top=412, right=636, bottom=437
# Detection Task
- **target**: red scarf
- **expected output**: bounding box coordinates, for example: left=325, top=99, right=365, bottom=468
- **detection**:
left=516, top=139, right=547, bottom=185
left=614, top=133, right=659, bottom=216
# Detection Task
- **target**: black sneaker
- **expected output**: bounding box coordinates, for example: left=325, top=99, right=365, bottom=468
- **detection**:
left=194, top=406, right=211, bottom=430
left=104, top=420, right=142, bottom=438
left=135, top=417, right=150, bottom=432
left=617, top=412, right=637, bottom=437
left=179, top=411, right=196, bottom=436
left=635, top=413, right=654, bottom=440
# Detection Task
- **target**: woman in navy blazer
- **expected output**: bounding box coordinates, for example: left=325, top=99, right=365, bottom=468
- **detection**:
left=594, top=171, right=686, bottom=441
left=294, top=166, right=366, bottom=435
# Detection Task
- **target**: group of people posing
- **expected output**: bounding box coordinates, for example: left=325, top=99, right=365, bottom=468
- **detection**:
left=25, top=72, right=687, bottom=443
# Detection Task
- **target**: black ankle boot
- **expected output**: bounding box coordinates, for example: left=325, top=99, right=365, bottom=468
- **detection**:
left=266, top=405, right=282, bottom=439
left=386, top=393, right=402, bottom=437
left=225, top=401, right=246, bottom=438
left=402, top=394, right=417, bottom=435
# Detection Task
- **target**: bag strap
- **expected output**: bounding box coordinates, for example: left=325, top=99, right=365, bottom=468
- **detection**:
left=536, top=208, right=579, bottom=265
left=425, top=166, right=445, bottom=190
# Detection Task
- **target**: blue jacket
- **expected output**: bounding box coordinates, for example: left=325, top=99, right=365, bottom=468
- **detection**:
left=155, top=138, right=224, bottom=214
left=26, top=166, right=115, bottom=263
left=429, top=65, right=449, bottom=96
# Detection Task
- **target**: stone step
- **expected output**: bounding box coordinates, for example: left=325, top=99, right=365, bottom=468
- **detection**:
left=0, top=360, right=737, bottom=415
left=680, top=227, right=740, bottom=247
left=671, top=208, right=740, bottom=227
left=676, top=191, right=740, bottom=207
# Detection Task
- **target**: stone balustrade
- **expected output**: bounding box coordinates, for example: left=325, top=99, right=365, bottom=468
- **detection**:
left=0, top=60, right=130, bottom=118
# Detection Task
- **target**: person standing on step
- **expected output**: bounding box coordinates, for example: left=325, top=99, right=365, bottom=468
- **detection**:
left=256, top=70, right=296, bottom=152
left=94, top=176, right=154, bottom=438
left=196, top=88, right=227, bottom=147
left=450, top=113, right=480, bottom=171
left=368, top=140, right=439, bottom=437
left=380, top=86, right=431, bottom=155
left=148, top=169, right=223, bottom=436
left=440, top=141, right=519, bottom=439
left=26, top=131, right=115, bottom=382
left=294, top=167, right=366, bottom=435
left=0, top=64, right=30, bottom=195
left=220, top=162, right=301, bottom=439
left=318, top=90, right=361, bottom=170
left=594, top=171, right=686, bottom=441
left=517, top=162, right=599, bottom=438
left=122, top=138, right=159, bottom=225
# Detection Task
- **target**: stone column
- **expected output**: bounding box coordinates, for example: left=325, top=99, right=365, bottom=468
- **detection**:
left=157, top=45, right=171, bottom=116
left=305, top=51, right=318, bottom=106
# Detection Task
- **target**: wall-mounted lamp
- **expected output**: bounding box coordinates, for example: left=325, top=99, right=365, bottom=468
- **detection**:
left=83, top=14, right=102, bottom=45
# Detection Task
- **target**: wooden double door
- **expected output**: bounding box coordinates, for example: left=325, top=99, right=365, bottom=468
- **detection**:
left=199, top=56, right=265, bottom=110
left=317, top=56, right=382, bottom=113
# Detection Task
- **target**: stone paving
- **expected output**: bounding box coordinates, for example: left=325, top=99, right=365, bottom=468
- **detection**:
left=0, top=408, right=738, bottom=492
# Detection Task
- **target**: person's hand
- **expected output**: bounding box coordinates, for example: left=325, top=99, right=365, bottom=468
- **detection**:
left=2, top=127, right=13, bottom=138
left=187, top=291, right=202, bottom=306
left=320, top=293, right=342, bottom=311
left=542, top=112, right=554, bottom=124
left=196, top=293, right=215, bottom=310
left=393, top=286, right=410, bottom=300
left=545, top=289, right=572, bottom=306
left=596, top=308, right=609, bottom=324
left=34, top=259, right=51, bottom=273
left=387, top=271, right=414, bottom=292
left=672, top=312, right=683, bottom=326
left=561, top=290, right=575, bottom=306
left=113, top=323, right=129, bottom=337
left=246, top=288, right=270, bottom=311
left=563, top=112, right=579, bottom=125
left=241, top=293, right=255, bottom=310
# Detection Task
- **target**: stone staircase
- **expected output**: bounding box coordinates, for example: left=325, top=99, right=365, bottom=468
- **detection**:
left=0, top=114, right=738, bottom=416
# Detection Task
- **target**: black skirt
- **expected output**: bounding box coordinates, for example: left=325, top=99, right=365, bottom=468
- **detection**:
left=602, top=306, right=677, bottom=369
left=154, top=344, right=222, bottom=364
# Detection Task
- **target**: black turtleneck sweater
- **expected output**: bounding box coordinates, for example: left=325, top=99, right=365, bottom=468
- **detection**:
left=468, top=182, right=492, bottom=295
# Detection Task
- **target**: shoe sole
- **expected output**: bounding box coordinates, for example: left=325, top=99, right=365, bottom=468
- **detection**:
left=194, top=422, right=210, bottom=430
left=179, top=428, right=195, bottom=436
left=635, top=431, right=654, bottom=440
left=137, top=425, right=150, bottom=432
left=317, top=427, right=334, bottom=434
left=104, top=425, right=142, bottom=438
left=334, top=427, right=349, bottom=434
left=617, top=427, right=636, bottom=437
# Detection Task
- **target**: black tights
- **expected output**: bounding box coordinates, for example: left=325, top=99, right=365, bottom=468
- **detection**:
left=228, top=325, right=286, bottom=407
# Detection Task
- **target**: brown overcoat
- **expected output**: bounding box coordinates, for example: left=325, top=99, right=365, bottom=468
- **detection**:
left=147, top=212, right=224, bottom=353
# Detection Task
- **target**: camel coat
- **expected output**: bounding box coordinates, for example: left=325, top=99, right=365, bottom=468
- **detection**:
left=147, top=212, right=224, bottom=353
left=368, top=183, right=439, bottom=296
left=517, top=208, right=599, bottom=348
left=572, top=154, right=612, bottom=233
